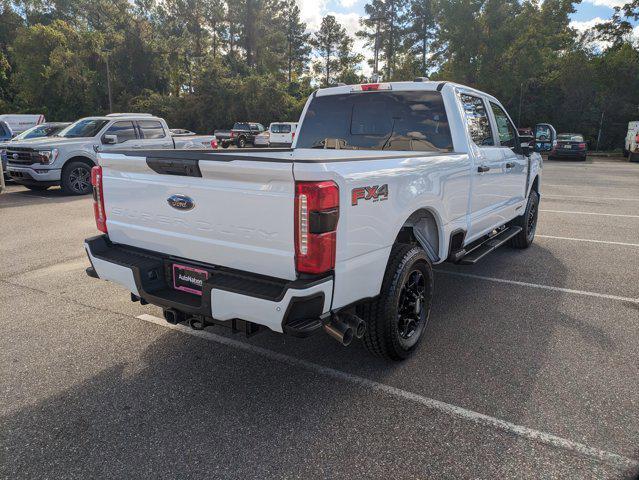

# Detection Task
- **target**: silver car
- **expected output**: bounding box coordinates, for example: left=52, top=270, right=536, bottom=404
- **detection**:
left=254, top=131, right=270, bottom=147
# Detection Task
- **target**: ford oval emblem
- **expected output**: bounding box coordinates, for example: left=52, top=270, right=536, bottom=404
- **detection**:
left=167, top=194, right=195, bottom=211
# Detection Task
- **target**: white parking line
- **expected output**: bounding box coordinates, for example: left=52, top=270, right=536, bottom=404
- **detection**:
left=435, top=270, right=639, bottom=304
left=543, top=194, right=639, bottom=202
left=537, top=235, right=639, bottom=247
left=540, top=209, right=639, bottom=219
left=136, top=313, right=638, bottom=470
left=543, top=183, right=639, bottom=189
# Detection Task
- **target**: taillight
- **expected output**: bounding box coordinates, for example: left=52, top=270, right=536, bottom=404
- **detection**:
left=230, top=131, right=235, bottom=138
left=211, top=139, right=218, bottom=149
left=578, top=143, right=586, bottom=150
left=91, top=166, right=107, bottom=233
left=292, top=132, right=295, bottom=140
left=295, top=181, right=339, bottom=274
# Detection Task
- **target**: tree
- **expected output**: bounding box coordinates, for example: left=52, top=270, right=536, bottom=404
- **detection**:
left=311, top=15, right=348, bottom=86
left=336, top=35, right=364, bottom=84
left=358, top=0, right=408, bottom=80
left=203, top=0, right=227, bottom=60
left=596, top=0, right=639, bottom=46
left=11, top=20, right=102, bottom=118
left=405, top=0, right=436, bottom=76
left=282, top=0, right=310, bottom=82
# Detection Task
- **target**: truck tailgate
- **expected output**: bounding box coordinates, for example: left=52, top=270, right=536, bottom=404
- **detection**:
left=99, top=152, right=297, bottom=280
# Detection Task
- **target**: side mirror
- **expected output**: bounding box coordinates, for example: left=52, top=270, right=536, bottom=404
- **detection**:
left=533, top=123, right=556, bottom=152
left=519, top=135, right=534, bottom=157
left=102, top=134, right=118, bottom=145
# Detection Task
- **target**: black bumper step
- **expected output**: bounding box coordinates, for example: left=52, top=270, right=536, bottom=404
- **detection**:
left=456, top=226, right=522, bottom=265
left=283, top=317, right=323, bottom=337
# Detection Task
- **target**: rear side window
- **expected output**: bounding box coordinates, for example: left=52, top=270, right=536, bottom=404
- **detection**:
left=271, top=124, right=291, bottom=133
left=489, top=102, right=517, bottom=148
left=296, top=91, right=453, bottom=152
left=0, top=122, right=9, bottom=137
left=138, top=120, right=165, bottom=139
left=460, top=94, right=494, bottom=146
left=104, top=121, right=137, bottom=143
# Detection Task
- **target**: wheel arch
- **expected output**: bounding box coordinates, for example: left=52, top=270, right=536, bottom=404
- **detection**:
left=393, top=208, right=442, bottom=263
left=531, top=175, right=540, bottom=193
left=62, top=155, right=96, bottom=171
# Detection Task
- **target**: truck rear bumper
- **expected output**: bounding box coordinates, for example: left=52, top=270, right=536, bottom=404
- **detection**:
left=84, top=235, right=333, bottom=333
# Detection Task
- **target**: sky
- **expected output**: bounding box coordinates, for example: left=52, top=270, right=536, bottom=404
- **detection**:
left=297, top=0, right=639, bottom=75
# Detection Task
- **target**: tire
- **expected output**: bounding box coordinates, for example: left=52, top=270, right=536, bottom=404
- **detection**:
left=630, top=152, right=639, bottom=163
left=61, top=161, right=93, bottom=195
left=237, top=137, right=247, bottom=148
left=24, top=185, right=50, bottom=191
left=358, top=244, right=434, bottom=361
left=509, top=189, right=539, bottom=249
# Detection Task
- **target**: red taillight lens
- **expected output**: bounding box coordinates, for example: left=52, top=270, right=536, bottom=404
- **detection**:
left=292, top=132, right=295, bottom=140
left=578, top=143, right=586, bottom=150
left=230, top=131, right=235, bottom=138
left=361, top=83, right=380, bottom=91
left=211, top=139, right=218, bottom=149
left=295, top=181, right=339, bottom=274
left=91, top=166, right=107, bottom=233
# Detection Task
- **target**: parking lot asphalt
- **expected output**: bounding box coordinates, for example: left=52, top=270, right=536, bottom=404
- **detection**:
left=1, top=156, right=638, bottom=479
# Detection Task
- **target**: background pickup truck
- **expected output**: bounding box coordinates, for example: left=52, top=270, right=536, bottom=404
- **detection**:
left=85, top=81, right=542, bottom=360
left=216, top=122, right=266, bottom=148
left=5, top=114, right=217, bottom=195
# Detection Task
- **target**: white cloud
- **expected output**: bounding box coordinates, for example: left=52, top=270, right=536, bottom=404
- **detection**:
left=570, top=17, right=611, bottom=50
left=339, top=0, right=359, bottom=7
left=297, top=0, right=328, bottom=31
left=570, top=17, right=607, bottom=32
left=581, top=0, right=626, bottom=7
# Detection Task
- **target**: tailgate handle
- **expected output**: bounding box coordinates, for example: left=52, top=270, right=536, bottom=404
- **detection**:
left=146, top=157, right=202, bottom=177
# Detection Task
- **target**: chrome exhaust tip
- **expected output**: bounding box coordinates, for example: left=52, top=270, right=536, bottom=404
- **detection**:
left=341, top=312, right=367, bottom=339
left=323, top=316, right=354, bottom=346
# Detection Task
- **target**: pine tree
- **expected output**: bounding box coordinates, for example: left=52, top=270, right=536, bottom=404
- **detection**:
left=358, top=0, right=408, bottom=80
left=283, top=0, right=310, bottom=82
left=311, top=15, right=347, bottom=86
left=405, top=0, right=435, bottom=76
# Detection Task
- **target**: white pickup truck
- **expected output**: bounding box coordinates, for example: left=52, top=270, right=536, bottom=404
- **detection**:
left=85, top=81, right=542, bottom=360
left=6, top=114, right=217, bottom=195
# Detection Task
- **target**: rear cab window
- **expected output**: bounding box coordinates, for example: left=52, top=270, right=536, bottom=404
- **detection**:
left=296, top=90, right=453, bottom=152
left=459, top=94, right=494, bottom=147
left=138, top=120, right=166, bottom=139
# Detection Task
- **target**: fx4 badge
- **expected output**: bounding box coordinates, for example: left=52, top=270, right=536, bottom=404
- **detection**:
left=352, top=184, right=389, bottom=206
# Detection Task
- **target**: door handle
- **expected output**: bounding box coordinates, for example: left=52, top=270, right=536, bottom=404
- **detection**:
left=505, top=162, right=515, bottom=168
left=477, top=165, right=490, bottom=173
